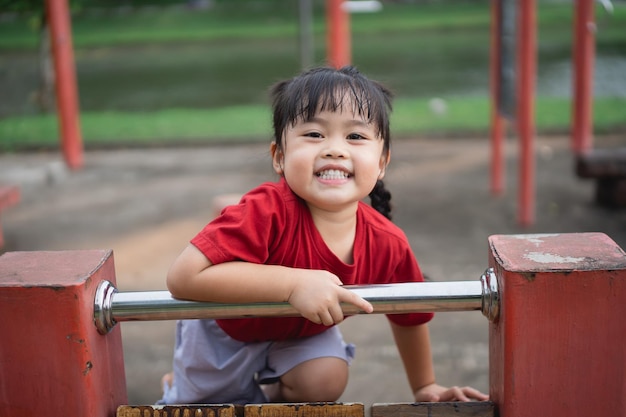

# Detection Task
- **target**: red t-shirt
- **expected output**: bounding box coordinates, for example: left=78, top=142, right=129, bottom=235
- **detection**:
left=191, top=178, right=433, bottom=342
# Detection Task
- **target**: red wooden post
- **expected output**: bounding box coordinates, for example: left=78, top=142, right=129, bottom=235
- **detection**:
left=0, top=185, right=20, bottom=249
left=46, top=0, right=84, bottom=170
left=516, top=0, right=536, bottom=227
left=571, top=0, right=595, bottom=155
left=0, top=250, right=127, bottom=417
left=488, top=233, right=626, bottom=417
left=489, top=0, right=505, bottom=196
left=326, top=0, right=351, bottom=68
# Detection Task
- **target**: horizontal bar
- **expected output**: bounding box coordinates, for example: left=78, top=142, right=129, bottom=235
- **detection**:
left=94, top=269, right=499, bottom=334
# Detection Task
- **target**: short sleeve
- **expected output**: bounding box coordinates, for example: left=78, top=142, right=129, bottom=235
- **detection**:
left=190, top=183, right=285, bottom=265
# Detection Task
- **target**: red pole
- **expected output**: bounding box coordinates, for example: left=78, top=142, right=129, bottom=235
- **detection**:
left=488, top=232, right=626, bottom=417
left=571, top=0, right=595, bottom=155
left=326, top=0, right=351, bottom=68
left=516, top=0, right=536, bottom=227
left=46, top=0, right=84, bottom=170
left=489, top=0, right=505, bottom=196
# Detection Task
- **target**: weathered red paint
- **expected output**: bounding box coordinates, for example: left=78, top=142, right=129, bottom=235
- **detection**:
left=516, top=0, right=536, bottom=227
left=0, top=185, right=20, bottom=248
left=488, top=233, right=626, bottom=417
left=0, top=250, right=127, bottom=417
left=326, top=0, right=351, bottom=68
left=46, top=0, right=84, bottom=170
left=489, top=0, right=505, bottom=197
left=572, top=0, right=595, bottom=155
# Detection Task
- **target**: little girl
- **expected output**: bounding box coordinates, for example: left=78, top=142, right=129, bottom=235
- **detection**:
left=159, top=66, right=488, bottom=405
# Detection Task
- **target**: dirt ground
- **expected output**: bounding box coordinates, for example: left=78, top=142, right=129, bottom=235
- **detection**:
left=2, top=135, right=625, bottom=408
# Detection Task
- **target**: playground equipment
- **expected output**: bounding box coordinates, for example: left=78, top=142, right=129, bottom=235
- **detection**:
left=44, top=0, right=611, bottom=223
left=46, top=0, right=83, bottom=170
left=0, top=185, right=20, bottom=249
left=1, top=232, right=625, bottom=417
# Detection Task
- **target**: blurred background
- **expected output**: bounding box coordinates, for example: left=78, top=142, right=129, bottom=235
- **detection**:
left=1, top=0, right=625, bottom=409
left=1, top=0, right=625, bottom=149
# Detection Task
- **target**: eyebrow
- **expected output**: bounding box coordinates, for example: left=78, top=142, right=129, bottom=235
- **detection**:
left=306, top=116, right=371, bottom=129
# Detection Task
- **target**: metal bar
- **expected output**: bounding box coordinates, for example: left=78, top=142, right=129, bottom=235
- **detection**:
left=94, top=269, right=499, bottom=334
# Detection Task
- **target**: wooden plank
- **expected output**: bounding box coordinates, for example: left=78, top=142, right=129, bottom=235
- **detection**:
left=117, top=404, right=243, bottom=417
left=371, top=402, right=495, bottom=417
left=245, top=403, right=364, bottom=417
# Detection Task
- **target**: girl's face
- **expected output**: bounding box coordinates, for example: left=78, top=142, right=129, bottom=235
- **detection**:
left=271, top=103, right=389, bottom=215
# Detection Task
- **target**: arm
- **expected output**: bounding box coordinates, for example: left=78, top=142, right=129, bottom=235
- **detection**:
left=389, top=321, right=489, bottom=402
left=166, top=244, right=373, bottom=325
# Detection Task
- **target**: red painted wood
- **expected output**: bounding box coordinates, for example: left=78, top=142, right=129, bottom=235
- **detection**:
left=516, top=0, right=536, bottom=227
left=488, top=233, right=626, bottom=417
left=0, top=250, right=127, bottom=417
left=489, top=0, right=505, bottom=197
left=571, top=0, right=595, bottom=155
left=46, top=0, right=84, bottom=170
left=0, top=185, right=20, bottom=248
left=326, top=0, right=351, bottom=68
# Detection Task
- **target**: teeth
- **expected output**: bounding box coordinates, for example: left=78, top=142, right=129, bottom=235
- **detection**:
left=317, top=169, right=349, bottom=180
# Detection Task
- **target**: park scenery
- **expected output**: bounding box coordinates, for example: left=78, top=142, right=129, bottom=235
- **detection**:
left=1, top=0, right=625, bottom=413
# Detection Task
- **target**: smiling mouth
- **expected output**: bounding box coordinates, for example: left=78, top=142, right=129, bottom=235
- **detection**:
left=316, top=169, right=351, bottom=180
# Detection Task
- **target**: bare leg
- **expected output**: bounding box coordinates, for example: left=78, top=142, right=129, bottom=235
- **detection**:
left=265, top=357, right=349, bottom=403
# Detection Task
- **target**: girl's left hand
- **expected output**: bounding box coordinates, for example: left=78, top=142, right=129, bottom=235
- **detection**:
left=414, top=383, right=489, bottom=402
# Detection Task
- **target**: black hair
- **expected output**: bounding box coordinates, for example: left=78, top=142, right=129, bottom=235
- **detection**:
left=270, top=65, right=394, bottom=220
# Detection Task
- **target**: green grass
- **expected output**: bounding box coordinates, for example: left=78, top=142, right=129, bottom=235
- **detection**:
left=0, top=1, right=624, bottom=150
left=1, top=97, right=624, bottom=152
left=2, top=2, right=625, bottom=50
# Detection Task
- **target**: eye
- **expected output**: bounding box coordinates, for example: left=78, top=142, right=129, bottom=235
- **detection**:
left=304, top=131, right=323, bottom=138
left=347, top=133, right=366, bottom=140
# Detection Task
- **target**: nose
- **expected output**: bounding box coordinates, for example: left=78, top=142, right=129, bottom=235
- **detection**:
left=322, top=135, right=348, bottom=159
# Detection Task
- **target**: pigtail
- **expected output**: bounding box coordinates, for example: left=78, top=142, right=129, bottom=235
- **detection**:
left=369, top=180, right=392, bottom=220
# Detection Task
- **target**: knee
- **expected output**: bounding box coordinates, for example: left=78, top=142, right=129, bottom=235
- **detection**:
left=279, top=357, right=348, bottom=402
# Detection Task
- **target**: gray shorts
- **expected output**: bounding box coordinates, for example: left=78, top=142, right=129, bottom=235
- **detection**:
left=158, top=319, right=355, bottom=405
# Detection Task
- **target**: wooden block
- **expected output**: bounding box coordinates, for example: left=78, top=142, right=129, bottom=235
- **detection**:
left=0, top=250, right=127, bottom=417
left=371, top=402, right=495, bottom=417
left=245, top=403, right=364, bottom=417
left=488, top=233, right=626, bottom=417
left=117, top=404, right=243, bottom=417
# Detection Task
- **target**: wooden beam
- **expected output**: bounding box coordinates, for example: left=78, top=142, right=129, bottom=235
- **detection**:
left=372, top=402, right=495, bottom=417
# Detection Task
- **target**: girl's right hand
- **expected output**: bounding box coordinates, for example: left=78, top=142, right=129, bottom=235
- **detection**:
left=287, top=269, right=373, bottom=325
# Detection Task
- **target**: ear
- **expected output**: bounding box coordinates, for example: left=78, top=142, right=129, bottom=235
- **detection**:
left=378, top=150, right=391, bottom=179
left=270, top=142, right=284, bottom=175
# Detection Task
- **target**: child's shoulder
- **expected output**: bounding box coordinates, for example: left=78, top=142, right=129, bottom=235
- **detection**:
left=239, top=178, right=300, bottom=211
left=244, top=178, right=295, bottom=199
left=357, top=201, right=409, bottom=243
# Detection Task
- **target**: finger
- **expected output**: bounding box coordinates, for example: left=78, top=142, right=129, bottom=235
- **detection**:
left=342, top=289, right=374, bottom=313
left=329, top=303, right=345, bottom=324
left=439, top=387, right=470, bottom=402
left=318, top=311, right=335, bottom=326
left=461, top=387, right=489, bottom=401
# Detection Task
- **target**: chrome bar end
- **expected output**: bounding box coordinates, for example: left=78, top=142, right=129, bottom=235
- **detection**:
left=94, top=280, right=118, bottom=334
left=481, top=268, right=500, bottom=322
